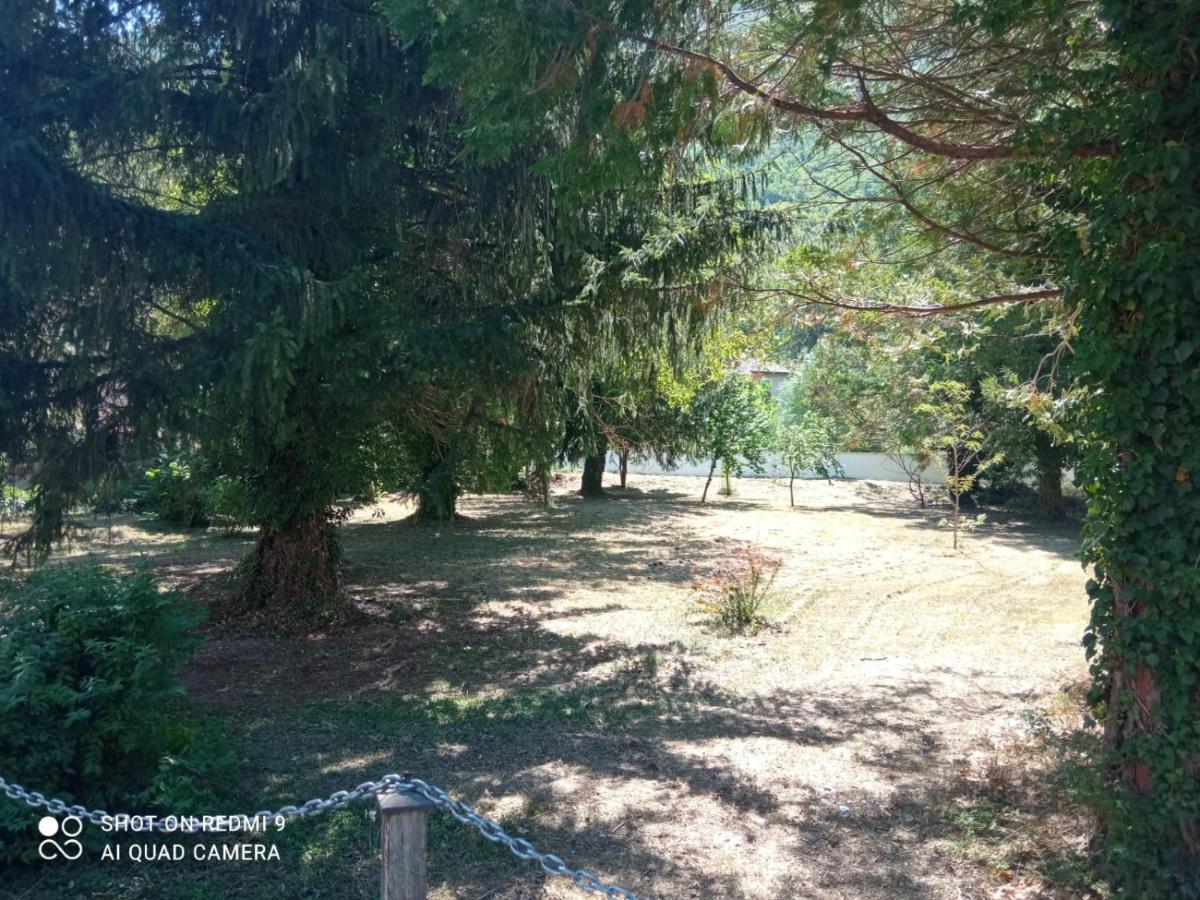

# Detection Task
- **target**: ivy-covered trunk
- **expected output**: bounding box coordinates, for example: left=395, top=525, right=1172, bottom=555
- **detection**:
left=580, top=442, right=606, bottom=497
left=416, top=475, right=457, bottom=522
left=412, top=433, right=459, bottom=523
left=415, top=461, right=458, bottom=522
left=1071, top=4, right=1199, bottom=889
left=239, top=510, right=341, bottom=625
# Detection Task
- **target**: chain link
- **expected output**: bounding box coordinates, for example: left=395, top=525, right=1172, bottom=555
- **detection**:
left=396, top=777, right=637, bottom=898
left=1, top=773, right=402, bottom=831
left=0, top=773, right=637, bottom=898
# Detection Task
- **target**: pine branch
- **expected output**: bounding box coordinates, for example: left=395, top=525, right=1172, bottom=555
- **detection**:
left=578, top=8, right=1115, bottom=161
left=738, top=282, right=1062, bottom=317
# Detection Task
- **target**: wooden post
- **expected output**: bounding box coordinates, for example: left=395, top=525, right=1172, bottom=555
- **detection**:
left=379, top=789, right=433, bottom=900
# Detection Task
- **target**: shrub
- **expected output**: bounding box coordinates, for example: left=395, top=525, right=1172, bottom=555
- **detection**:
left=81, top=474, right=126, bottom=517
left=0, top=485, right=29, bottom=518
left=126, top=452, right=253, bottom=531
left=0, top=564, right=231, bottom=862
left=140, top=452, right=211, bottom=526
left=691, top=546, right=782, bottom=633
left=201, top=474, right=254, bottom=533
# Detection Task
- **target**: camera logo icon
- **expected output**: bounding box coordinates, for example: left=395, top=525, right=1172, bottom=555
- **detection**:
left=37, top=815, right=84, bottom=860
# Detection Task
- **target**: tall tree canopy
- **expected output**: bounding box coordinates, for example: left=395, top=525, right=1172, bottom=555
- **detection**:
left=399, top=0, right=1200, bottom=890
left=2, top=0, right=515, bottom=620
left=1, top=0, right=772, bottom=622
left=5, top=0, right=1197, bottom=888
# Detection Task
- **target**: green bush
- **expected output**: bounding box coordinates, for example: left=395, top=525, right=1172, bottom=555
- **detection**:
left=0, top=484, right=29, bottom=518
left=123, top=452, right=252, bottom=531
left=0, top=564, right=231, bottom=863
left=141, top=452, right=211, bottom=526
left=201, top=474, right=254, bottom=533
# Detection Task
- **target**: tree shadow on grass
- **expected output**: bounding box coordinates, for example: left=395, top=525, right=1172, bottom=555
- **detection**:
left=3, top=486, right=1092, bottom=899
left=173, top=590, right=1059, bottom=898
left=337, top=489, right=723, bottom=624
left=782, top=499, right=1083, bottom=560
left=1, top=660, right=1095, bottom=899
left=7, top=571, right=1087, bottom=899
left=220, top=646, right=1041, bottom=899
left=176, top=489, right=728, bottom=710
left=170, top=579, right=978, bottom=897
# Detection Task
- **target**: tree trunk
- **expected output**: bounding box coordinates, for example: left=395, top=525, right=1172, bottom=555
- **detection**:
left=580, top=445, right=606, bottom=498
left=701, top=457, right=717, bottom=502
left=1073, top=9, right=1200, bottom=882
left=949, top=449, right=961, bottom=549
left=1102, top=579, right=1159, bottom=795
left=951, top=448, right=978, bottom=507
left=618, top=450, right=629, bottom=489
left=1036, top=463, right=1064, bottom=521
left=911, top=476, right=927, bottom=508
left=413, top=436, right=458, bottom=523
left=1033, top=434, right=1065, bottom=520
left=789, top=467, right=795, bottom=507
left=238, top=510, right=341, bottom=626
left=528, top=460, right=553, bottom=507
left=415, top=464, right=458, bottom=523
left=893, top=452, right=927, bottom=508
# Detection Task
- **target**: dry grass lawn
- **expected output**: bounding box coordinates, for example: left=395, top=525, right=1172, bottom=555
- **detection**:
left=2, top=474, right=1100, bottom=900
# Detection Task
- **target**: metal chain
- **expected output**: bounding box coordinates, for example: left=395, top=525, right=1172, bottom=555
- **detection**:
left=0, top=773, right=637, bottom=898
left=397, top=777, right=637, bottom=899
left=0, top=772, right=404, bottom=831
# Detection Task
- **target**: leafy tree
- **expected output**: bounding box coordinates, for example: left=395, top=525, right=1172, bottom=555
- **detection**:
left=384, top=0, right=789, bottom=509
left=555, top=385, right=613, bottom=499
left=915, top=381, right=1004, bottom=548
left=541, top=0, right=1197, bottom=880
left=563, top=370, right=701, bottom=495
left=793, top=334, right=903, bottom=453
left=774, top=390, right=844, bottom=506
left=977, top=372, right=1076, bottom=519
left=687, top=375, right=774, bottom=502
left=794, top=327, right=944, bottom=505
left=933, top=303, right=1081, bottom=519
left=609, top=389, right=696, bottom=489
left=792, top=307, right=1079, bottom=515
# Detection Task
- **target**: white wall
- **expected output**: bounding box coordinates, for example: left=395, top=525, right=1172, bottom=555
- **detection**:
left=608, top=451, right=947, bottom=485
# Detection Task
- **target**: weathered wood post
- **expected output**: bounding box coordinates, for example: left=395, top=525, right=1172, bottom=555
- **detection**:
left=379, top=789, right=434, bottom=900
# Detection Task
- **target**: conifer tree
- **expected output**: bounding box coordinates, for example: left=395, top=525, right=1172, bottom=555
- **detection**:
left=1, top=1, right=550, bottom=618
left=2, top=0, right=773, bottom=622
